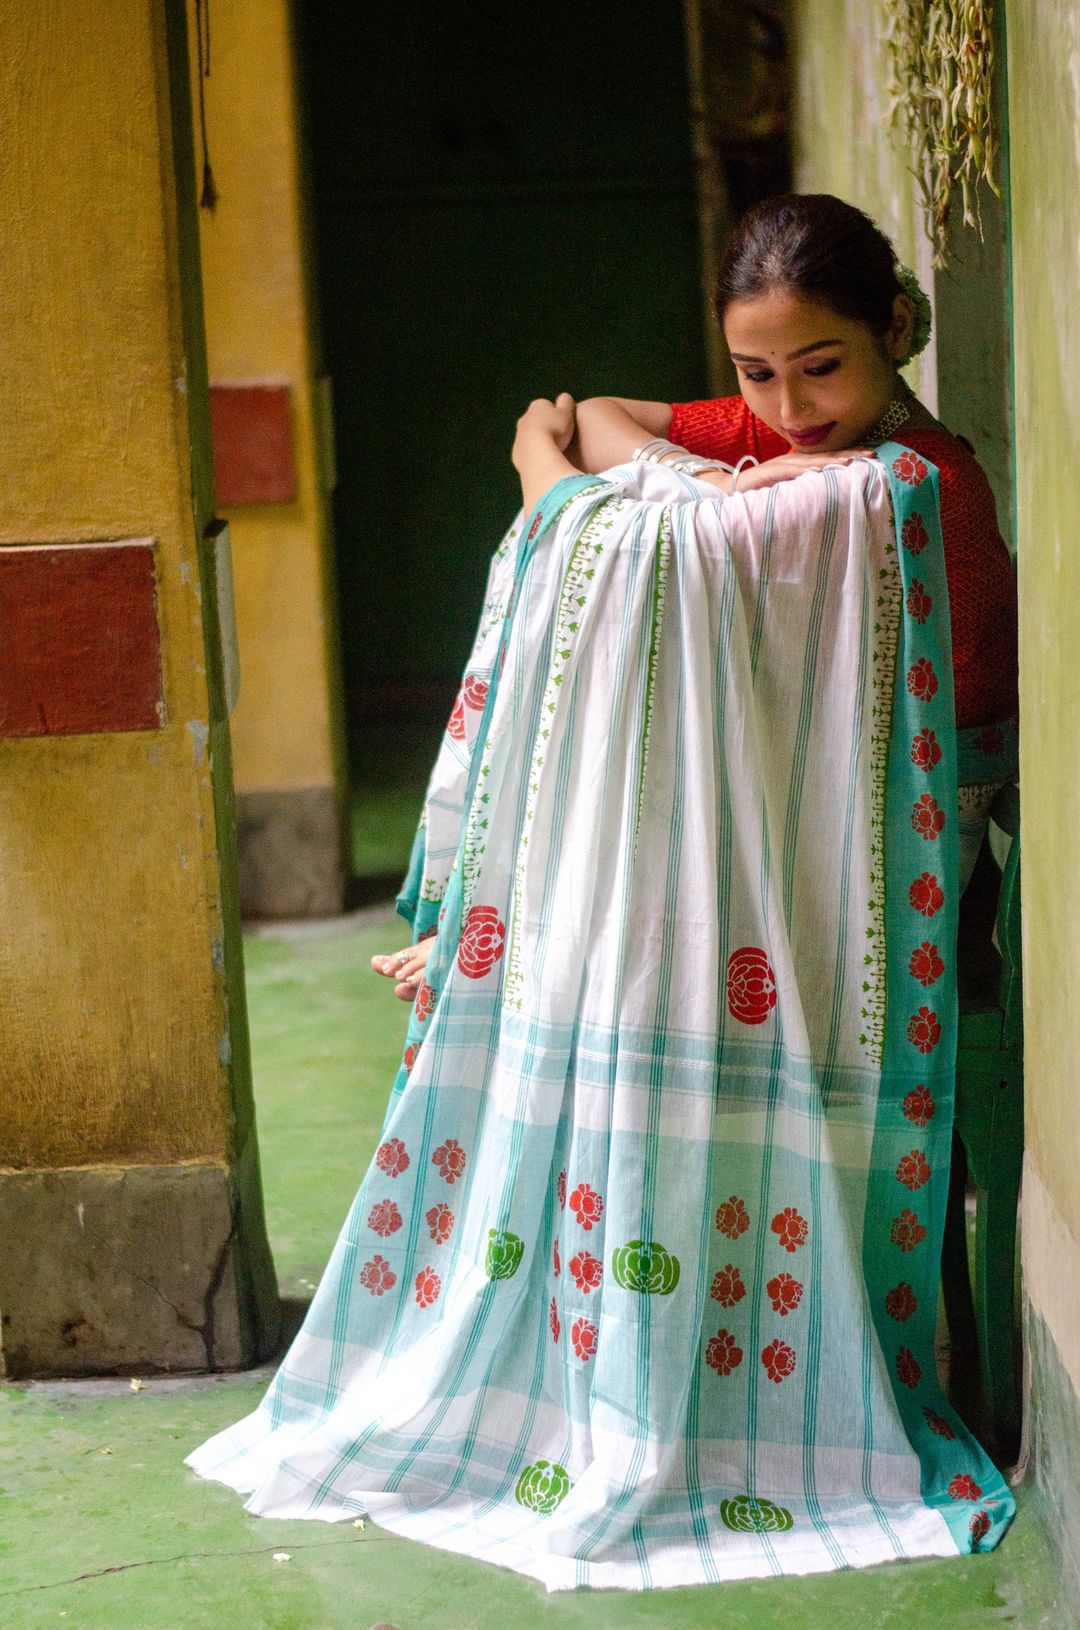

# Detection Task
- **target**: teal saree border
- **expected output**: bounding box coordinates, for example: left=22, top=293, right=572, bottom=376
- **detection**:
left=864, top=441, right=1015, bottom=1553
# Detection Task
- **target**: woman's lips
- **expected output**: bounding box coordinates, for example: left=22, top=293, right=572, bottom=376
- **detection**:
left=786, top=422, right=836, bottom=448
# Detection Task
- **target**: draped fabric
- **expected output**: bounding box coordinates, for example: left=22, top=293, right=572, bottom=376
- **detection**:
left=186, top=450, right=1014, bottom=1591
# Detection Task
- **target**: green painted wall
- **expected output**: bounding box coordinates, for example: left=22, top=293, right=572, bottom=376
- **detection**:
left=1006, top=0, right=1080, bottom=1405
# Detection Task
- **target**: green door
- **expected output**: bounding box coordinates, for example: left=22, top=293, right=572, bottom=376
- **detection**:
left=298, top=0, right=709, bottom=725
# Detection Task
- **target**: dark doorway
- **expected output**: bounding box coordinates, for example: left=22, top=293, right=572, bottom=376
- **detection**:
left=296, top=0, right=710, bottom=885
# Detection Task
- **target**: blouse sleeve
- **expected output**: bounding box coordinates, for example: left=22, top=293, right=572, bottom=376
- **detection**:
left=670, top=397, right=789, bottom=463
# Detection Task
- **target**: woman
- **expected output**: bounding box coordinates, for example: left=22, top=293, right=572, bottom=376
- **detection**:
left=188, top=193, right=1018, bottom=1588
left=378, top=194, right=1017, bottom=1000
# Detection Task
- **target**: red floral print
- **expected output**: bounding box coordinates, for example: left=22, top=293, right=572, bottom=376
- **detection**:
left=550, top=1297, right=561, bottom=1343
left=527, top=510, right=543, bottom=541
left=896, top=1149, right=931, bottom=1191
left=771, top=1207, right=808, bottom=1253
left=948, top=1474, right=982, bottom=1502
left=911, top=793, right=945, bottom=840
left=414, top=979, right=436, bottom=1022
left=896, top=1346, right=922, bottom=1389
left=571, top=1315, right=598, bottom=1361
left=975, top=725, right=1005, bottom=756
left=761, top=1339, right=797, bottom=1384
left=462, top=673, right=489, bottom=711
left=360, top=1255, right=397, bottom=1296
left=924, top=1407, right=956, bottom=1439
left=367, top=1198, right=403, bottom=1239
left=557, top=1169, right=567, bottom=1210
left=425, top=1202, right=454, bottom=1244
left=553, top=1237, right=561, bottom=1278
left=569, top=1182, right=604, bottom=1232
left=903, top=1085, right=936, bottom=1126
left=893, top=451, right=929, bottom=486
left=970, top=1510, right=992, bottom=1546
left=403, top=1041, right=420, bottom=1075
left=766, top=1272, right=804, bottom=1316
left=906, top=657, right=939, bottom=701
left=498, top=643, right=507, bottom=678
left=886, top=1282, right=917, bottom=1322
left=716, top=1195, right=751, bottom=1240
left=711, top=1264, right=747, bottom=1308
left=891, top=1208, right=927, bottom=1252
left=910, top=727, right=943, bottom=771
left=705, top=1328, right=744, bottom=1375
left=908, top=1006, right=942, bottom=1054
left=432, top=1137, right=466, bottom=1184
left=906, top=579, right=933, bottom=624
left=727, top=946, right=777, bottom=1025
left=909, top=872, right=944, bottom=917
left=457, top=905, right=506, bottom=980
left=446, top=694, right=466, bottom=742
left=902, top=513, right=930, bottom=554
left=909, top=941, right=945, bottom=987
left=415, top=1266, right=441, bottom=1308
left=375, top=1137, right=410, bottom=1178
left=569, top=1250, right=603, bottom=1293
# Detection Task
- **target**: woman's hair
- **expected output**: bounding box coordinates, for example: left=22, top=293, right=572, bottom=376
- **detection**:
left=714, top=193, right=905, bottom=337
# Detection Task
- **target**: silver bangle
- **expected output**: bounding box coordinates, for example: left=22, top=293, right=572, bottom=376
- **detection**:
left=665, top=454, right=734, bottom=477
left=631, top=437, right=690, bottom=465
left=728, top=455, right=759, bottom=494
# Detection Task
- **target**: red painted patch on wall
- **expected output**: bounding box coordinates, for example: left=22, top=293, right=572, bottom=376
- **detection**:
left=0, top=540, right=165, bottom=737
left=209, top=383, right=296, bottom=504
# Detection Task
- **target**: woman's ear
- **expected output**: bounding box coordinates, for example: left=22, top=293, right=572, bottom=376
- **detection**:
left=886, top=292, right=917, bottom=362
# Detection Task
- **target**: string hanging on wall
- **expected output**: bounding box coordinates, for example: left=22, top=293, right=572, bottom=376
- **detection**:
left=194, top=0, right=219, bottom=211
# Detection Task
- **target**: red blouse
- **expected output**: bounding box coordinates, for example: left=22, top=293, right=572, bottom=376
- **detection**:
left=670, top=396, right=1018, bottom=729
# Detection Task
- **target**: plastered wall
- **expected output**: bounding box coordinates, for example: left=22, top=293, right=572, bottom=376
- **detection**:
left=1005, top=0, right=1080, bottom=1387
left=188, top=0, right=347, bottom=798
left=0, top=0, right=239, bottom=1167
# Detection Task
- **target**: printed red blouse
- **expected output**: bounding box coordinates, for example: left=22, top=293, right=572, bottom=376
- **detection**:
left=670, top=396, right=1018, bottom=729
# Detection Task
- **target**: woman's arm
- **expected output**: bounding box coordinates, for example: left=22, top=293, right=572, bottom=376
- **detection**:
left=569, top=397, right=674, bottom=473
left=513, top=394, right=580, bottom=513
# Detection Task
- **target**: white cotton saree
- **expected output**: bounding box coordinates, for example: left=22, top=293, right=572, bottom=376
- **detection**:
left=186, top=448, right=1015, bottom=1591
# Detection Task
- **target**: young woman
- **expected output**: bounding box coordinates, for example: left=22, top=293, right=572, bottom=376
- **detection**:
left=189, top=192, right=1019, bottom=1587
left=375, top=193, right=1017, bottom=1001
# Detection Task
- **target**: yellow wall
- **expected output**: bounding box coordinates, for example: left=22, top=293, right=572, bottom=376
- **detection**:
left=0, top=0, right=242, bottom=1166
left=1006, top=0, right=1080, bottom=1381
left=189, top=0, right=346, bottom=796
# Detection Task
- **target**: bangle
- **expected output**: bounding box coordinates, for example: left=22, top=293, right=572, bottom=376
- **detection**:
left=728, top=455, right=759, bottom=493
left=631, top=437, right=691, bottom=464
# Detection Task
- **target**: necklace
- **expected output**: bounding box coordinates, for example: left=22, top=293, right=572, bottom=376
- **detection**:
left=866, top=395, right=913, bottom=444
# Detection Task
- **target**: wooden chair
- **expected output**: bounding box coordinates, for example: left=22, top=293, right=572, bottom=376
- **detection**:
left=941, top=782, right=1023, bottom=1461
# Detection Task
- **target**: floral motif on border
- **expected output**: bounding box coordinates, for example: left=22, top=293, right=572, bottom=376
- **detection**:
left=861, top=505, right=902, bottom=1061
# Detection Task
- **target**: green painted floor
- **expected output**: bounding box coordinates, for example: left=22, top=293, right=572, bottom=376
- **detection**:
left=0, top=857, right=1062, bottom=1625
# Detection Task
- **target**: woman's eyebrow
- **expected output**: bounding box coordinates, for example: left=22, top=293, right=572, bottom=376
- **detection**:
left=730, top=340, right=846, bottom=363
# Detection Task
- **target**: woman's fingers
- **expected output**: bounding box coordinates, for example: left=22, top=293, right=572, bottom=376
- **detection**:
left=371, top=936, right=436, bottom=993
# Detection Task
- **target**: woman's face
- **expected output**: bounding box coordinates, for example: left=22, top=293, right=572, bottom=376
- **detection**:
left=723, top=287, right=907, bottom=453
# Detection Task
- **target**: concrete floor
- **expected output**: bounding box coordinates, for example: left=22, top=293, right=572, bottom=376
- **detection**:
left=0, top=782, right=1063, bottom=1627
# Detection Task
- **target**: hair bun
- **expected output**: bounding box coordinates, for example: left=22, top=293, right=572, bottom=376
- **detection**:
left=895, top=264, right=933, bottom=361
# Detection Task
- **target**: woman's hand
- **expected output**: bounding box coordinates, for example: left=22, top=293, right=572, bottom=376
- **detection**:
left=732, top=448, right=875, bottom=493
left=512, top=393, right=580, bottom=512
left=371, top=934, right=435, bottom=1002
left=512, top=393, right=576, bottom=464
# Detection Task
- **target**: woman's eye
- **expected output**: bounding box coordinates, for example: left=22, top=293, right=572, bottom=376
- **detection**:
left=805, top=359, right=840, bottom=377
left=744, top=370, right=773, bottom=384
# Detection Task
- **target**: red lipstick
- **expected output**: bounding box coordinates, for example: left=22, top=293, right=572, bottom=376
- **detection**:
left=786, top=422, right=836, bottom=448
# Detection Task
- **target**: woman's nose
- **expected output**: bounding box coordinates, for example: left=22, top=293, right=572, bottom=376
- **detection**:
left=780, top=382, right=811, bottom=425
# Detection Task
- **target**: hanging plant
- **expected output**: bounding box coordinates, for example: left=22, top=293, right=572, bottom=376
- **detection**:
left=884, top=1, right=1000, bottom=267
